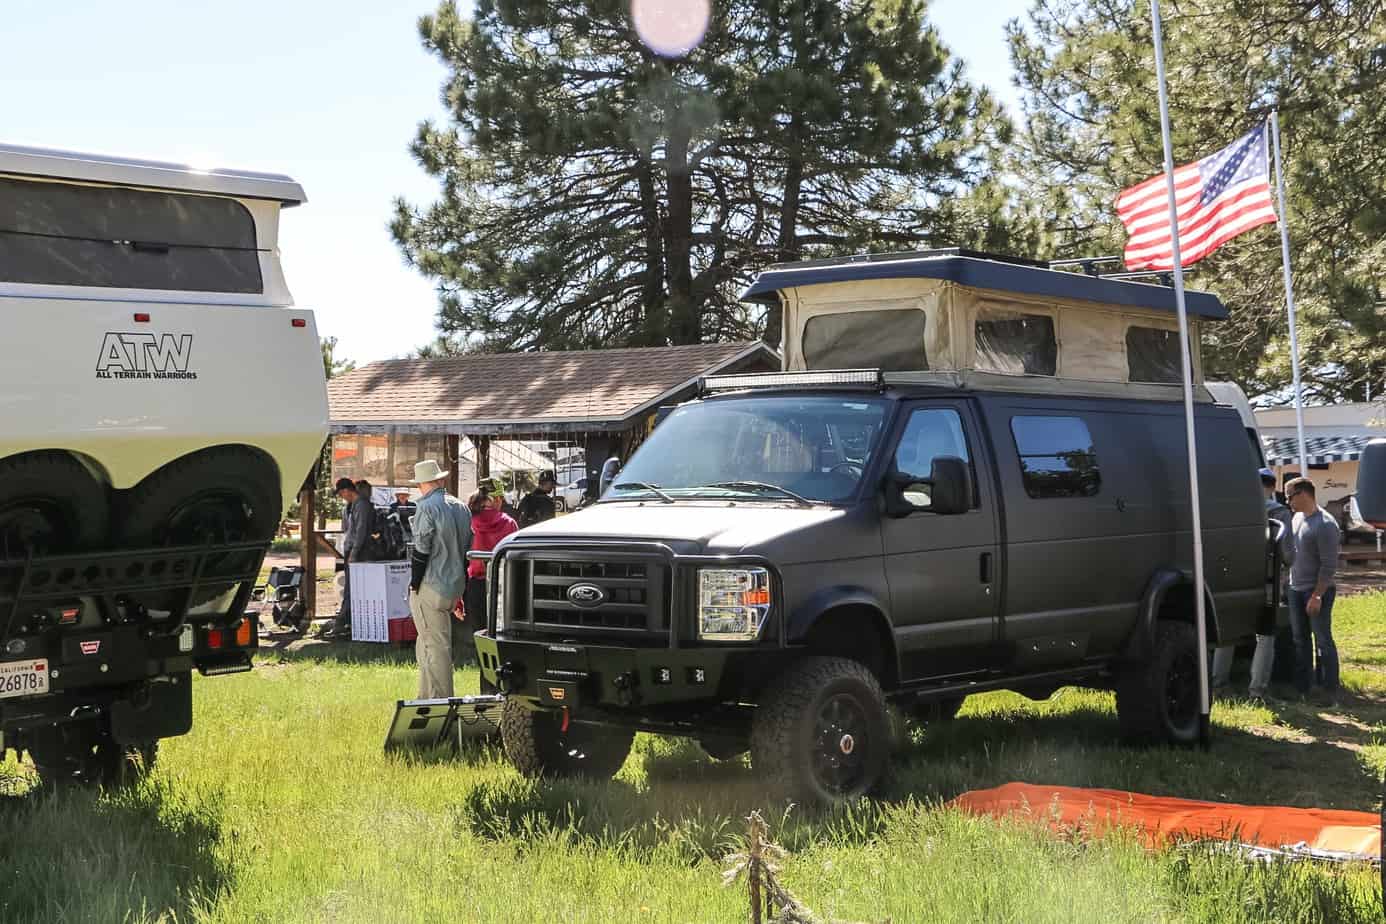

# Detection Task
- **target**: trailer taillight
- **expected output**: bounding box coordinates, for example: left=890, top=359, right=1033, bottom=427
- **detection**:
left=133, top=312, right=151, bottom=322
left=291, top=318, right=306, bottom=328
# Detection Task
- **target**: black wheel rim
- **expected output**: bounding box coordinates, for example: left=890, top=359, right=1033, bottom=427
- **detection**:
left=160, top=490, right=252, bottom=546
left=812, top=693, right=870, bottom=795
left=1165, top=649, right=1199, bottom=729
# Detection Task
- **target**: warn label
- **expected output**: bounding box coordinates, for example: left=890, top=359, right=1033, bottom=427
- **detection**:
left=95, top=332, right=198, bottom=380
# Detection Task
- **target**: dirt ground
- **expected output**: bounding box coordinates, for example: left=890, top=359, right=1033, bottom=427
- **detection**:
left=1337, top=562, right=1386, bottom=595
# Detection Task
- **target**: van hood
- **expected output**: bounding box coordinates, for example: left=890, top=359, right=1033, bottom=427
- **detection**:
left=507, top=501, right=849, bottom=562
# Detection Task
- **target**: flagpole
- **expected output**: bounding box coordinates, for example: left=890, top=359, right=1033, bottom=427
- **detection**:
left=1269, top=111, right=1309, bottom=473
left=1149, top=0, right=1211, bottom=748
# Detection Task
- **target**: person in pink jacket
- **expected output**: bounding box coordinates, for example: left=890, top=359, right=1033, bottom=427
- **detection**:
left=461, top=478, right=518, bottom=655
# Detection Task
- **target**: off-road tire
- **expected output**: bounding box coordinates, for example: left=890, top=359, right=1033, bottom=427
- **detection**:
left=499, top=700, right=634, bottom=780
left=115, top=447, right=281, bottom=609
left=0, top=451, right=108, bottom=559
left=27, top=722, right=157, bottom=788
left=1115, top=621, right=1200, bottom=746
left=750, top=656, right=890, bottom=804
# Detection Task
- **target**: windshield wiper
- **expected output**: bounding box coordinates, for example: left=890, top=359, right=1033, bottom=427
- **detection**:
left=697, top=481, right=815, bottom=507
left=611, top=481, right=676, bottom=503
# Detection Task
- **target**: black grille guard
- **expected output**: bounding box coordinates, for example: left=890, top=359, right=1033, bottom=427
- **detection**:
left=488, top=538, right=781, bottom=649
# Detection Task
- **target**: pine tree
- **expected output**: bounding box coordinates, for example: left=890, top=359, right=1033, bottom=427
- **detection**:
left=1009, top=0, right=1386, bottom=401
left=392, top=0, right=1029, bottom=351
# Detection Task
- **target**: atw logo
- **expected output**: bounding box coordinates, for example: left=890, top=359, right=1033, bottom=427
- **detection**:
left=95, top=332, right=198, bottom=380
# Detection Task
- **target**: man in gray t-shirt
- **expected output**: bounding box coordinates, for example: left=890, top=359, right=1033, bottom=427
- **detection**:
left=1285, top=477, right=1341, bottom=698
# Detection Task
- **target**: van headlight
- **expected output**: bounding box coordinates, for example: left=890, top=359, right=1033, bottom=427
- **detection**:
left=492, top=558, right=507, bottom=632
left=697, top=567, right=771, bottom=641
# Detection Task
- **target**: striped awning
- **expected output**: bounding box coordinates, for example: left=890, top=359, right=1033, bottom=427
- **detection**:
left=1264, top=435, right=1375, bottom=466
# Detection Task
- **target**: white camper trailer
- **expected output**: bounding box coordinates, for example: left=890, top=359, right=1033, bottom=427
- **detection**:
left=0, top=143, right=327, bottom=785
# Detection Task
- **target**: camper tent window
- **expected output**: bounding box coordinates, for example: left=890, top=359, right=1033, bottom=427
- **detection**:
left=1125, top=326, right=1183, bottom=384
left=802, top=308, right=927, bottom=372
left=974, top=307, right=1057, bottom=376
left=0, top=178, right=263, bottom=293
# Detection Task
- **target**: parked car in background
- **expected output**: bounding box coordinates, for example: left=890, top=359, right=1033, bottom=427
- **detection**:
left=559, top=477, right=588, bottom=511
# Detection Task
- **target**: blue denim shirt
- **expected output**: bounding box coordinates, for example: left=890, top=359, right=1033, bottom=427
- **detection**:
left=411, top=488, right=472, bottom=600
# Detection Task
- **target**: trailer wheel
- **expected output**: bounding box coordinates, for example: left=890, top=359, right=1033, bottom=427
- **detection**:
left=115, top=447, right=281, bottom=609
left=750, top=656, right=890, bottom=804
left=26, top=721, right=157, bottom=788
left=0, top=452, right=108, bottom=560
left=1115, top=621, right=1200, bottom=746
left=499, top=701, right=634, bottom=780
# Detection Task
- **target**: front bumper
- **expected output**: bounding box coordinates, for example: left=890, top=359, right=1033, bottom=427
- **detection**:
left=476, top=631, right=775, bottom=710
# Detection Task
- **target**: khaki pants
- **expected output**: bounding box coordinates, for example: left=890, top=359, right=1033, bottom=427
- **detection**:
left=410, top=583, right=454, bottom=698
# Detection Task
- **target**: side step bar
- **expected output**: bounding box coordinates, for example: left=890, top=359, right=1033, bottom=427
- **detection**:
left=890, top=663, right=1111, bottom=704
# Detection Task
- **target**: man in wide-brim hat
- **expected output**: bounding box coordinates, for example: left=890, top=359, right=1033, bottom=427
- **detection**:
left=408, top=459, right=473, bottom=698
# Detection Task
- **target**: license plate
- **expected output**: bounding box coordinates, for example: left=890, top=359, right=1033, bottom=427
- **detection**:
left=0, top=659, right=49, bottom=699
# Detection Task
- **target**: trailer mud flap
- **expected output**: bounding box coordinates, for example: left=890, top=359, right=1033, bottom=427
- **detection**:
left=109, top=672, right=192, bottom=743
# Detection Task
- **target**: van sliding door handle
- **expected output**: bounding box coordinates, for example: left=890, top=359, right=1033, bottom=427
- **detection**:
left=979, top=552, right=992, bottom=584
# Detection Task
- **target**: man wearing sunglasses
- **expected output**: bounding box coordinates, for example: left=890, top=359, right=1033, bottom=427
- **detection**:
left=1285, top=477, right=1341, bottom=702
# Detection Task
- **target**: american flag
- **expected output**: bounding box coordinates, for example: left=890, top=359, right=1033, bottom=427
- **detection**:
left=1117, top=125, right=1278, bottom=271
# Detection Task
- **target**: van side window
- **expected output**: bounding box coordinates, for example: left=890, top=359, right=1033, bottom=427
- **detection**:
left=1125, top=326, right=1182, bottom=384
left=1010, top=416, right=1100, bottom=498
left=803, top=309, right=927, bottom=372
left=0, top=178, right=262, bottom=293
left=894, top=408, right=970, bottom=479
left=974, top=308, right=1057, bottom=376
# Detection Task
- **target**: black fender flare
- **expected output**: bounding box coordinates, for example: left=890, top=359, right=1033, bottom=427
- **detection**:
left=786, top=585, right=899, bottom=686
left=1123, top=568, right=1222, bottom=662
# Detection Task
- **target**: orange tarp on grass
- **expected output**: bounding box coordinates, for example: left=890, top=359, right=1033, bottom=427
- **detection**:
left=953, top=782, right=1381, bottom=859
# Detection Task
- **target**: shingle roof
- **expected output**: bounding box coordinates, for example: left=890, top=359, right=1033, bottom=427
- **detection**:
left=1264, top=435, right=1377, bottom=466
left=328, top=342, right=776, bottom=433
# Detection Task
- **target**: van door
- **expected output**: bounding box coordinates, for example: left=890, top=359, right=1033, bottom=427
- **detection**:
left=880, top=400, right=1002, bottom=680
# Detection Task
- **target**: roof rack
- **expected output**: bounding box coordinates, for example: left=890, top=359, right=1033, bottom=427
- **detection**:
left=1048, top=255, right=1174, bottom=287
left=762, top=247, right=1048, bottom=272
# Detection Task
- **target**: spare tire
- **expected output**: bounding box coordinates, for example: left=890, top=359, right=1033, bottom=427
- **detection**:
left=0, top=451, right=108, bottom=560
left=115, top=447, right=281, bottom=610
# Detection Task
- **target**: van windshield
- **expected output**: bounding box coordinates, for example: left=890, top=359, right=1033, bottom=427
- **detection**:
left=609, top=396, right=889, bottom=504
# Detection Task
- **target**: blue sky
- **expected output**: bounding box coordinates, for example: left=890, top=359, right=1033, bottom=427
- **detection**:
left=3, top=0, right=1029, bottom=364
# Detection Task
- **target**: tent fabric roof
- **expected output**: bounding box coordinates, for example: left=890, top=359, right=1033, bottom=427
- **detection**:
left=740, top=253, right=1228, bottom=319
left=1263, top=435, right=1376, bottom=466
left=328, top=341, right=776, bottom=433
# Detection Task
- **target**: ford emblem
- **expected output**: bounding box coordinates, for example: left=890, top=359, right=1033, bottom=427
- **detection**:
left=567, top=582, right=606, bottom=608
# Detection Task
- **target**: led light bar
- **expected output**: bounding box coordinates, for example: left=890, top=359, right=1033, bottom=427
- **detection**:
left=701, top=369, right=883, bottom=393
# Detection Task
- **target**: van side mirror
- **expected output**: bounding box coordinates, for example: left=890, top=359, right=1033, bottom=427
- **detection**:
left=885, top=455, right=970, bottom=517
left=598, top=457, right=622, bottom=497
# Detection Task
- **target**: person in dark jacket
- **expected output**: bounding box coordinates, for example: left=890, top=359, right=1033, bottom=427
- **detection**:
left=328, top=477, right=377, bottom=639
left=461, top=479, right=518, bottom=658
left=517, top=470, right=558, bottom=528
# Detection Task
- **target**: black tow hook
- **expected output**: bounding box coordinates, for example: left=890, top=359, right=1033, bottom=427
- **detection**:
left=495, top=661, right=526, bottom=694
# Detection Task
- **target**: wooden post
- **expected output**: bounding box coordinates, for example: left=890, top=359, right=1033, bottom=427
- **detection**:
left=299, top=464, right=317, bottom=621
left=446, top=434, right=460, bottom=497
left=477, top=435, right=491, bottom=483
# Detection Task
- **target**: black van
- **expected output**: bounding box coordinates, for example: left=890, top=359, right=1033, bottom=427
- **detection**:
left=473, top=251, right=1272, bottom=804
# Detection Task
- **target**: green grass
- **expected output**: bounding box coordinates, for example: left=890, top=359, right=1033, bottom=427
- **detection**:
left=2, top=595, right=1385, bottom=922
